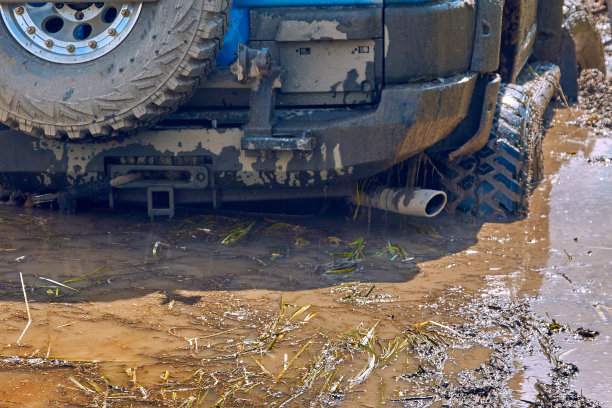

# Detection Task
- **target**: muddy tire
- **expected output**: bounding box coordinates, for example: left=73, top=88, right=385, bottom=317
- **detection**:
left=0, top=0, right=229, bottom=140
left=438, top=64, right=560, bottom=218
left=559, top=3, right=606, bottom=99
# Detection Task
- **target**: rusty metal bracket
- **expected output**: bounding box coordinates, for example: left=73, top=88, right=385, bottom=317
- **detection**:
left=232, top=44, right=316, bottom=152
left=448, top=74, right=501, bottom=161
left=231, top=44, right=272, bottom=83
left=230, top=45, right=281, bottom=140
left=240, top=69, right=315, bottom=151
left=242, top=66, right=282, bottom=139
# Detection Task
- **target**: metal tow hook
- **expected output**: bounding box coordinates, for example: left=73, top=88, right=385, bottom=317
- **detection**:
left=230, top=44, right=273, bottom=83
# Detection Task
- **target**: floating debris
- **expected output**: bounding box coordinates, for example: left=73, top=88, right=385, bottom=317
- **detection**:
left=220, top=221, right=255, bottom=245
left=386, top=241, right=413, bottom=261
left=575, top=327, right=599, bottom=339
left=324, top=259, right=362, bottom=274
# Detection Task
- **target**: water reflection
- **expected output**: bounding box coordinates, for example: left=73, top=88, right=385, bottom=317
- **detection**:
left=534, top=135, right=612, bottom=404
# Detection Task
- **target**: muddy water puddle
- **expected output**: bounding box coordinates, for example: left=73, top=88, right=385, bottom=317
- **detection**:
left=533, top=131, right=612, bottom=403
left=0, top=108, right=609, bottom=407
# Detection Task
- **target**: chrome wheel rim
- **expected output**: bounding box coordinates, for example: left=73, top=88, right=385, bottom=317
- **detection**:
left=0, top=2, right=142, bottom=64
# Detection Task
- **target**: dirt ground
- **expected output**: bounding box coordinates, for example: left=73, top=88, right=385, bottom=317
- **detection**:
left=0, top=6, right=611, bottom=408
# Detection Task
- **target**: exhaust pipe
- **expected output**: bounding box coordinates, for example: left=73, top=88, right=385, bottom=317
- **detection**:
left=354, top=188, right=447, bottom=218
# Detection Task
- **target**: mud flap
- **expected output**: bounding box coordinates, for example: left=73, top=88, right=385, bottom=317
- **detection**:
left=448, top=75, right=501, bottom=161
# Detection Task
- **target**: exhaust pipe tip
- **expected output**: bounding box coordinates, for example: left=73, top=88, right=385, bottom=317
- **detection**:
left=354, top=188, right=447, bottom=218
left=422, top=190, right=447, bottom=217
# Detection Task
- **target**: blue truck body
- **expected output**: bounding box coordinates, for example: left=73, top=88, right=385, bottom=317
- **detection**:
left=218, top=0, right=436, bottom=65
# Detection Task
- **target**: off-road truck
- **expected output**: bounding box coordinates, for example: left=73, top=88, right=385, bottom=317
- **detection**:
left=0, top=0, right=605, bottom=217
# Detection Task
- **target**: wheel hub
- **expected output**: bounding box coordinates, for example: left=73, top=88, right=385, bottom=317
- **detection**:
left=0, top=2, right=142, bottom=64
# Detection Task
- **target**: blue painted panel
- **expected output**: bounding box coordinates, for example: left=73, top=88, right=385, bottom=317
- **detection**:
left=216, top=0, right=438, bottom=65
left=385, top=0, right=437, bottom=3
left=233, top=0, right=435, bottom=5
left=233, top=0, right=381, bottom=6
left=217, top=8, right=249, bottom=66
left=385, top=0, right=438, bottom=3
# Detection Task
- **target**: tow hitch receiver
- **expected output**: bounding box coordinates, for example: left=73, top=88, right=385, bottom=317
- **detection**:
left=108, top=164, right=211, bottom=219
left=147, top=187, right=175, bottom=219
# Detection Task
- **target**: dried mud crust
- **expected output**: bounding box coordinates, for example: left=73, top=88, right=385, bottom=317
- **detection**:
left=569, top=0, right=612, bottom=29
left=575, top=69, right=612, bottom=130
left=0, top=0, right=229, bottom=140
left=569, top=0, right=612, bottom=134
left=564, top=2, right=607, bottom=73
left=558, top=1, right=608, bottom=99
left=438, top=65, right=560, bottom=218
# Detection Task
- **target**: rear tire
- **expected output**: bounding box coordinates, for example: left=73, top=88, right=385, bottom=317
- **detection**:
left=438, top=64, right=560, bottom=218
left=0, top=0, right=229, bottom=140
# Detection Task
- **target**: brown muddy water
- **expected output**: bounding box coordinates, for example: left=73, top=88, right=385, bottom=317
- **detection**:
left=0, top=108, right=609, bottom=408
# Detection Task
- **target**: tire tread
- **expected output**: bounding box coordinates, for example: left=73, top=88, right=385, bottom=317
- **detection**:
left=440, top=84, right=543, bottom=218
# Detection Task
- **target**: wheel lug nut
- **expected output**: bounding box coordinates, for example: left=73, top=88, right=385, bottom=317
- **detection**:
left=44, top=39, right=53, bottom=48
left=88, top=40, right=97, bottom=49
left=14, top=6, right=24, bottom=15
left=107, top=28, right=117, bottom=36
left=66, top=44, right=75, bottom=53
left=26, top=26, right=35, bottom=35
left=121, top=9, right=130, bottom=17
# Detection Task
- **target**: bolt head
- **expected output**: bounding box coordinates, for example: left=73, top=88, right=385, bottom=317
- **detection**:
left=44, top=39, right=53, bottom=48
left=107, top=28, right=117, bottom=36
left=121, top=9, right=130, bottom=17
left=26, top=26, right=35, bottom=35
left=66, top=44, right=75, bottom=53
left=88, top=40, right=97, bottom=49
left=14, top=6, right=24, bottom=15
